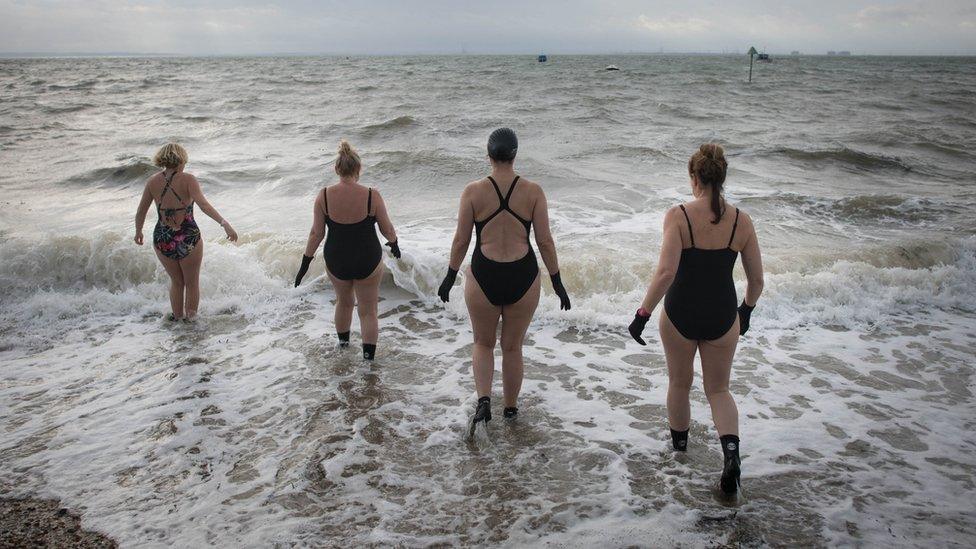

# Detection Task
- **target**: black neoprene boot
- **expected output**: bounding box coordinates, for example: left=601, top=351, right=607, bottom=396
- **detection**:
left=670, top=428, right=689, bottom=451
left=468, top=396, right=492, bottom=438
left=719, top=434, right=741, bottom=495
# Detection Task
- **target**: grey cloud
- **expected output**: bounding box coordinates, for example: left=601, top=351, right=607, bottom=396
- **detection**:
left=0, top=0, right=973, bottom=55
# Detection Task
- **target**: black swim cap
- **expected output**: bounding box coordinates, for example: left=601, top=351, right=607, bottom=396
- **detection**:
left=487, top=128, right=518, bottom=162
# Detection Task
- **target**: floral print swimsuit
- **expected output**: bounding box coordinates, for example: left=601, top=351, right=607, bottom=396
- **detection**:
left=152, top=171, right=201, bottom=260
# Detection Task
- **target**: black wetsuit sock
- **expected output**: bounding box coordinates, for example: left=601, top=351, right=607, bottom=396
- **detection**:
left=719, top=434, right=741, bottom=494
left=362, top=343, right=376, bottom=360
left=474, top=396, right=491, bottom=422
left=670, top=428, right=689, bottom=451
left=503, top=407, right=518, bottom=419
left=337, top=331, right=350, bottom=348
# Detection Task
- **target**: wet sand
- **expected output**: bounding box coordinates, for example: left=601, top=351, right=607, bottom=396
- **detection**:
left=0, top=498, right=116, bottom=548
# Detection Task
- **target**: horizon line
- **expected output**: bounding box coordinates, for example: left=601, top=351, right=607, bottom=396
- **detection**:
left=2, top=50, right=976, bottom=59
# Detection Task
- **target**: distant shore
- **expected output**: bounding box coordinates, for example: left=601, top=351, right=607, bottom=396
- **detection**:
left=3, top=51, right=976, bottom=59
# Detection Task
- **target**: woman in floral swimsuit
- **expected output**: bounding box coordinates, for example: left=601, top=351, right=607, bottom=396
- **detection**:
left=134, top=143, right=238, bottom=320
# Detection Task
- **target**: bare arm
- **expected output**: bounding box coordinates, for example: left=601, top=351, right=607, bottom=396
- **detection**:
left=739, top=216, right=764, bottom=306
left=187, top=175, right=237, bottom=241
left=639, top=208, right=683, bottom=313
left=133, top=182, right=154, bottom=245
left=304, top=191, right=327, bottom=257
left=448, top=185, right=475, bottom=270
left=373, top=190, right=397, bottom=243
left=532, top=187, right=560, bottom=275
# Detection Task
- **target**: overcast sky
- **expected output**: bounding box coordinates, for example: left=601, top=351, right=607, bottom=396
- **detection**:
left=1, top=1, right=974, bottom=55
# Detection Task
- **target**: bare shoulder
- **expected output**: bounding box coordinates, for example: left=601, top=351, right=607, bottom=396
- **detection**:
left=662, top=205, right=684, bottom=227
left=514, top=178, right=544, bottom=202
left=145, top=172, right=161, bottom=189
left=729, top=204, right=754, bottom=230
left=517, top=176, right=541, bottom=192
left=461, top=178, right=487, bottom=197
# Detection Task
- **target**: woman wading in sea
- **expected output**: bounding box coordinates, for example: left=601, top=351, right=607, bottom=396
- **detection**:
left=628, top=144, right=764, bottom=496
left=134, top=143, right=238, bottom=320
left=295, top=140, right=400, bottom=360
left=437, top=128, right=571, bottom=436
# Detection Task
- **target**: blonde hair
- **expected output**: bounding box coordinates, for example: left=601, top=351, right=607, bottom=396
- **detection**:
left=153, top=143, right=188, bottom=169
left=334, top=140, right=361, bottom=178
left=688, top=143, right=728, bottom=224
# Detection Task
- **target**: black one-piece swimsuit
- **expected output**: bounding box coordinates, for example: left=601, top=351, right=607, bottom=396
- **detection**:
left=322, top=187, right=382, bottom=280
left=664, top=205, right=741, bottom=341
left=471, top=176, right=540, bottom=306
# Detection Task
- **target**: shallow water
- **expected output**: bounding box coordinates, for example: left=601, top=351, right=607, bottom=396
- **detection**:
left=1, top=54, right=975, bottom=546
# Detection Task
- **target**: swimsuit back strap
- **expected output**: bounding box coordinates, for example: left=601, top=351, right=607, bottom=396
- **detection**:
left=728, top=207, right=740, bottom=248
left=158, top=171, right=186, bottom=211
left=486, top=176, right=506, bottom=205
left=678, top=204, right=695, bottom=248
left=503, top=176, right=521, bottom=206
left=322, top=187, right=329, bottom=217
left=367, top=188, right=373, bottom=216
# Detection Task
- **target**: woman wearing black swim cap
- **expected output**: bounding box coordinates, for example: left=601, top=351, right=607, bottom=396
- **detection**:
left=438, top=128, right=571, bottom=436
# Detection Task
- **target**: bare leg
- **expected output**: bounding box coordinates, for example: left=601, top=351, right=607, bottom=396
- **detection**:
left=154, top=248, right=185, bottom=318
left=327, top=271, right=355, bottom=335
left=659, top=312, right=698, bottom=431
left=463, top=267, right=500, bottom=398
left=699, top=318, right=740, bottom=437
left=179, top=240, right=203, bottom=319
left=352, top=262, right=384, bottom=345
left=498, top=274, right=540, bottom=408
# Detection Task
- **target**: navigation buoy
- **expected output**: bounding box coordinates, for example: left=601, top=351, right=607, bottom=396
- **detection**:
left=747, top=46, right=757, bottom=82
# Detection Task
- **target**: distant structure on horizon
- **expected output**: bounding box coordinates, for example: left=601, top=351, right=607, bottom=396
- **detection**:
left=791, top=50, right=800, bottom=56
left=827, top=51, right=852, bottom=56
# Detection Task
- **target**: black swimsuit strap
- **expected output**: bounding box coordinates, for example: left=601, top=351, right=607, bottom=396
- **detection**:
left=678, top=205, right=695, bottom=248
left=486, top=176, right=506, bottom=205
left=503, top=176, right=521, bottom=204
left=367, top=188, right=373, bottom=216
left=728, top=208, right=740, bottom=248
left=322, top=188, right=329, bottom=217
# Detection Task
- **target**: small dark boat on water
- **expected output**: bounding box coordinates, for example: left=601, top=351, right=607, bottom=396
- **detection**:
left=605, top=65, right=620, bottom=71
left=757, top=53, right=770, bottom=62
left=538, top=54, right=548, bottom=63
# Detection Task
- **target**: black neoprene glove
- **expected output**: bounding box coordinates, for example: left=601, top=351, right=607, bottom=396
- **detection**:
left=386, top=240, right=401, bottom=259
left=550, top=272, right=571, bottom=310
left=294, top=254, right=314, bottom=287
left=738, top=301, right=755, bottom=335
left=438, top=267, right=458, bottom=302
left=629, top=310, right=650, bottom=345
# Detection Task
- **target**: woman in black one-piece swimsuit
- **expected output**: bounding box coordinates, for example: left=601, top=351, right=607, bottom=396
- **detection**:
left=295, top=140, right=400, bottom=360
left=437, top=128, right=572, bottom=437
left=628, top=144, right=765, bottom=497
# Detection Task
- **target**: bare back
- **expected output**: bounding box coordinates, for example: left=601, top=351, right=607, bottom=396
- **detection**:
left=147, top=171, right=193, bottom=211
left=322, top=182, right=374, bottom=222
left=469, top=176, right=538, bottom=262
left=676, top=199, right=749, bottom=252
